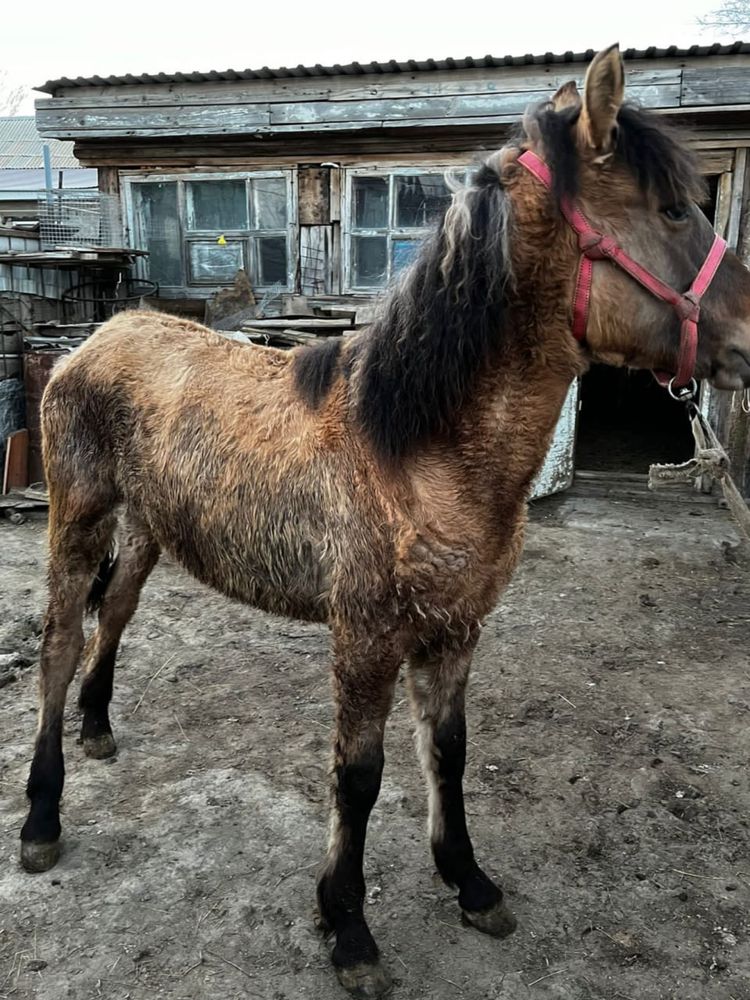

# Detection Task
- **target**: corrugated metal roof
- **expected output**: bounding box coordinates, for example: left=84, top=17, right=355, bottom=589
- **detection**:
left=36, top=41, right=750, bottom=94
left=0, top=117, right=82, bottom=168
left=0, top=168, right=97, bottom=191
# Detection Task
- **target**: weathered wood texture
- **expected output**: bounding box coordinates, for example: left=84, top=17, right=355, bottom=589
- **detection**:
left=298, top=166, right=331, bottom=224
left=71, top=130, right=517, bottom=167
left=3, top=429, right=28, bottom=493
left=682, top=68, right=750, bottom=106
left=35, top=57, right=750, bottom=140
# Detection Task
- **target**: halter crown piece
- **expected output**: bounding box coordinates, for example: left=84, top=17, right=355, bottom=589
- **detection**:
left=518, top=149, right=727, bottom=399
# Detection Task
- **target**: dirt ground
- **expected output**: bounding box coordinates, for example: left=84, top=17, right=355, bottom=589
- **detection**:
left=1, top=484, right=749, bottom=1000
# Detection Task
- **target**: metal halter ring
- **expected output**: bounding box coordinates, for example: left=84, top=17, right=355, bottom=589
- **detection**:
left=667, top=377, right=698, bottom=401
left=742, top=388, right=750, bottom=415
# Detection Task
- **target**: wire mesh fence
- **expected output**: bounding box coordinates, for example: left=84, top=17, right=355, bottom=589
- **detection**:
left=37, top=191, right=122, bottom=250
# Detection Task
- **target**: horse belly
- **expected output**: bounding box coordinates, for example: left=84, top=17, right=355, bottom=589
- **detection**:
left=126, top=456, right=333, bottom=623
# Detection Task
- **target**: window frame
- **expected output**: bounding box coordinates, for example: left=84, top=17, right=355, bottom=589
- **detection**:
left=342, top=165, right=458, bottom=293
left=121, top=169, right=297, bottom=297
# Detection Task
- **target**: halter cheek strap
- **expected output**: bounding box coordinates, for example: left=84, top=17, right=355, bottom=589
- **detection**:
left=517, top=149, right=727, bottom=393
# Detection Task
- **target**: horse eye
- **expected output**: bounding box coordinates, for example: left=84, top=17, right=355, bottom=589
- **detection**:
left=662, top=204, right=690, bottom=222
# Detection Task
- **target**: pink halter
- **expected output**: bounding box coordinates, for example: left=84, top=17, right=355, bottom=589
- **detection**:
left=518, top=149, right=727, bottom=397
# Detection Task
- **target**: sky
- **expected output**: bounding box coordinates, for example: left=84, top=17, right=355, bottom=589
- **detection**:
left=0, top=0, right=739, bottom=113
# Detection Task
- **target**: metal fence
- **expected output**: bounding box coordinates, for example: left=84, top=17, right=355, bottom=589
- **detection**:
left=37, top=191, right=122, bottom=250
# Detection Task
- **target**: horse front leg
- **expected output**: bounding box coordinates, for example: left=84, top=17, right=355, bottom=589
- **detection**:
left=317, top=635, right=400, bottom=999
left=407, top=635, right=517, bottom=937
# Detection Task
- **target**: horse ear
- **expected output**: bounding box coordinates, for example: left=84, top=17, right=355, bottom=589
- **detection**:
left=578, top=43, right=624, bottom=151
left=551, top=80, right=581, bottom=112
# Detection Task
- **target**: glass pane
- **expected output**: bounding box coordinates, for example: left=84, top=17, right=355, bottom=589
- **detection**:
left=392, top=239, right=421, bottom=274
left=352, top=176, right=388, bottom=229
left=132, top=181, right=182, bottom=287
left=189, top=241, right=244, bottom=282
left=257, top=237, right=287, bottom=285
left=395, top=174, right=451, bottom=228
left=254, top=177, right=287, bottom=229
left=186, top=180, right=248, bottom=230
left=352, top=236, right=387, bottom=286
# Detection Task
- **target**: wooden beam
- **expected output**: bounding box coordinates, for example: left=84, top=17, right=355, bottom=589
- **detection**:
left=35, top=71, right=684, bottom=139
left=3, top=429, right=28, bottom=493
left=36, top=65, right=683, bottom=111
left=239, top=317, right=352, bottom=329
left=727, top=148, right=747, bottom=250
left=298, top=166, right=331, bottom=225
left=682, top=68, right=750, bottom=107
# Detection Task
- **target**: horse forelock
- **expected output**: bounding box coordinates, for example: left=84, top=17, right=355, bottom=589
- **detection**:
left=521, top=100, right=707, bottom=208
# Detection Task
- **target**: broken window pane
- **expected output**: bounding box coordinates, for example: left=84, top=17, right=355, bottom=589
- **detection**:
left=395, top=174, right=451, bottom=228
left=186, top=180, right=248, bottom=231
left=189, top=241, right=244, bottom=282
left=254, top=177, right=287, bottom=229
left=132, top=181, right=183, bottom=287
left=352, top=236, right=387, bottom=286
left=353, top=177, right=388, bottom=229
left=257, top=237, right=287, bottom=285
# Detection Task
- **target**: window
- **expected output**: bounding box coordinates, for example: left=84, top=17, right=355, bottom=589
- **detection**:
left=344, top=169, right=455, bottom=291
left=124, top=172, right=294, bottom=294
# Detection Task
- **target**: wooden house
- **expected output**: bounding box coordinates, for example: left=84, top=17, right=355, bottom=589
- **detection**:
left=33, top=43, right=750, bottom=494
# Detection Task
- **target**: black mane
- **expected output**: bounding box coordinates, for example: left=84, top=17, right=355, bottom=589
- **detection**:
left=351, top=163, right=510, bottom=460
left=534, top=102, right=707, bottom=207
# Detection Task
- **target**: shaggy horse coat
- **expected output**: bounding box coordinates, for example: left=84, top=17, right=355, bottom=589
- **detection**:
left=20, top=45, right=750, bottom=998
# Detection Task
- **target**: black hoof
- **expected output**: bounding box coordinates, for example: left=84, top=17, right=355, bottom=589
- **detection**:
left=20, top=840, right=61, bottom=873
left=82, top=733, right=117, bottom=759
left=462, top=900, right=517, bottom=938
left=336, top=961, right=392, bottom=998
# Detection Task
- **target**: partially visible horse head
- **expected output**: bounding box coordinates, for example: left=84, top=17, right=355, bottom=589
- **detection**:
left=508, top=43, right=750, bottom=391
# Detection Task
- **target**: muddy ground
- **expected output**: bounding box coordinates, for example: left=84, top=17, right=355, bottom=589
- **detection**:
left=1, top=485, right=749, bottom=1000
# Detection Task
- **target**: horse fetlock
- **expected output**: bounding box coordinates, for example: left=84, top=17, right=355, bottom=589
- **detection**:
left=20, top=839, right=61, bottom=873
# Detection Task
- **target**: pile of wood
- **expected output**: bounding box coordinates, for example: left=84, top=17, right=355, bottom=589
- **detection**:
left=237, top=316, right=356, bottom=348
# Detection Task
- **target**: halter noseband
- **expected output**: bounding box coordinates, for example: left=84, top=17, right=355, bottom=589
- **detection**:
left=518, top=149, right=727, bottom=398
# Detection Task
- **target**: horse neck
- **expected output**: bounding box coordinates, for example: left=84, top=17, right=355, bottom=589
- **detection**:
left=439, top=313, right=582, bottom=506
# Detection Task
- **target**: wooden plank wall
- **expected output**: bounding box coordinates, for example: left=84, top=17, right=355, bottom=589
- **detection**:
left=35, top=57, right=750, bottom=141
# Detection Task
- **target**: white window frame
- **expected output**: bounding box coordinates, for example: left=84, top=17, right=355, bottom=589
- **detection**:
left=342, top=165, right=460, bottom=293
left=121, top=169, right=297, bottom=297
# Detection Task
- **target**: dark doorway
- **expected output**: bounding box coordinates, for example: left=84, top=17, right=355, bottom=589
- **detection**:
left=575, top=367, right=695, bottom=473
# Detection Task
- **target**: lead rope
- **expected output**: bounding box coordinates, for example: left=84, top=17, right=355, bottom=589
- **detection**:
left=649, top=399, right=750, bottom=542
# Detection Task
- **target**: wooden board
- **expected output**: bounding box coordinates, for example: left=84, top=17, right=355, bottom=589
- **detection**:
left=300, top=226, right=333, bottom=295
left=35, top=63, right=692, bottom=139
left=39, top=86, right=682, bottom=138
left=682, top=68, right=750, bottom=107
left=298, top=166, right=331, bottom=225
left=39, top=65, right=684, bottom=109
left=3, top=429, right=28, bottom=493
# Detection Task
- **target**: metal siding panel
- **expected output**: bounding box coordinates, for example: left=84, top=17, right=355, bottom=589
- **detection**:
left=530, top=380, right=580, bottom=500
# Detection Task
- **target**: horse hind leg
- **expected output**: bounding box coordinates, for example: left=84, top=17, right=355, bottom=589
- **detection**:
left=79, top=515, right=160, bottom=759
left=20, top=488, right=116, bottom=873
